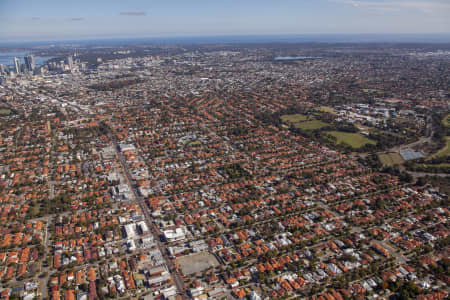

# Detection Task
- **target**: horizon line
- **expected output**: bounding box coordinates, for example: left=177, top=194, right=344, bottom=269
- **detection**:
left=1, top=32, right=450, bottom=47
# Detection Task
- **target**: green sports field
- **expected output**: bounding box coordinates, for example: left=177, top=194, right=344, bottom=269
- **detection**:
left=281, top=114, right=309, bottom=123
left=295, top=120, right=329, bottom=130
left=327, top=131, right=376, bottom=149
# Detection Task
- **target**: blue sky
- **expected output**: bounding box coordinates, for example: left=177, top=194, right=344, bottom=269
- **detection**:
left=0, top=0, right=449, bottom=42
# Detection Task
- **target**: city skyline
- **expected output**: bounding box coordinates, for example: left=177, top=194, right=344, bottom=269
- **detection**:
left=1, top=0, right=450, bottom=42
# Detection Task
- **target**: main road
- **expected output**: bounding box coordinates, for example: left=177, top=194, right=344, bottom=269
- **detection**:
left=106, top=127, right=188, bottom=299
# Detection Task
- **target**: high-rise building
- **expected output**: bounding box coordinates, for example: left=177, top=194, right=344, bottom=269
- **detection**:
left=13, top=57, right=20, bottom=74
left=0, top=64, right=5, bottom=75
left=33, top=67, right=42, bottom=75
left=66, top=56, right=74, bottom=70
left=24, top=55, right=35, bottom=71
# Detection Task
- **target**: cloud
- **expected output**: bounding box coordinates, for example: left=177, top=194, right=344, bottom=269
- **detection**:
left=70, top=17, right=85, bottom=21
left=337, top=0, right=450, bottom=13
left=120, top=11, right=146, bottom=16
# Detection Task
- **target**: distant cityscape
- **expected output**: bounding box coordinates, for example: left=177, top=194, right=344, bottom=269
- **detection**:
left=0, top=53, right=86, bottom=81
left=0, top=41, right=448, bottom=300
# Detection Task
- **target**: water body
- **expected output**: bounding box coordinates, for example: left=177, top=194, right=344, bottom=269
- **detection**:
left=274, top=56, right=322, bottom=61
left=1, top=33, right=450, bottom=47
left=0, top=51, right=54, bottom=66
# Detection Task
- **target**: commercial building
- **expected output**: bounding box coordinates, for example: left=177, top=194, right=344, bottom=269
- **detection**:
left=24, top=55, right=35, bottom=72
left=13, top=57, right=20, bottom=74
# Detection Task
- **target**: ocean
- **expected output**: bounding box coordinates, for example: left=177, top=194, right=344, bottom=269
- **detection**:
left=1, top=33, right=450, bottom=48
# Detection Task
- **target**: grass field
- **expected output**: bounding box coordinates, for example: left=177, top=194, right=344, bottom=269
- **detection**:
left=281, top=114, right=309, bottom=123
left=0, top=108, right=11, bottom=115
left=295, top=120, right=329, bottom=130
left=421, top=163, right=450, bottom=168
left=188, top=140, right=201, bottom=146
left=320, top=106, right=335, bottom=113
left=428, top=136, right=450, bottom=160
left=378, top=152, right=404, bottom=166
left=433, top=163, right=450, bottom=167
left=327, top=131, right=376, bottom=148
left=443, top=114, right=450, bottom=127
left=281, top=114, right=329, bottom=131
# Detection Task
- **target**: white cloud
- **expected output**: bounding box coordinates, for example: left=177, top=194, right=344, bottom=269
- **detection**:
left=119, top=11, right=146, bottom=16
left=337, top=0, right=450, bottom=13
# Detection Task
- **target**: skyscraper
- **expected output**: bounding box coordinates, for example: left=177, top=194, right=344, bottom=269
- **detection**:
left=13, top=57, right=20, bottom=74
left=24, top=55, right=35, bottom=72
left=66, top=56, right=74, bottom=70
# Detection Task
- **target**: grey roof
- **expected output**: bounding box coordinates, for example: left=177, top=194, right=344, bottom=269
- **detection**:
left=399, top=149, right=424, bottom=161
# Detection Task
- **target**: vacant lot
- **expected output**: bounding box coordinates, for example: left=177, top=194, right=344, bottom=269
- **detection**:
left=281, top=114, right=308, bottom=123
left=327, top=131, right=376, bottom=148
left=177, top=251, right=220, bottom=276
left=295, top=120, right=329, bottom=130
left=379, top=152, right=404, bottom=166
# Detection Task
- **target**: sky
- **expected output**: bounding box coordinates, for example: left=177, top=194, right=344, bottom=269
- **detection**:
left=0, top=0, right=449, bottom=42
